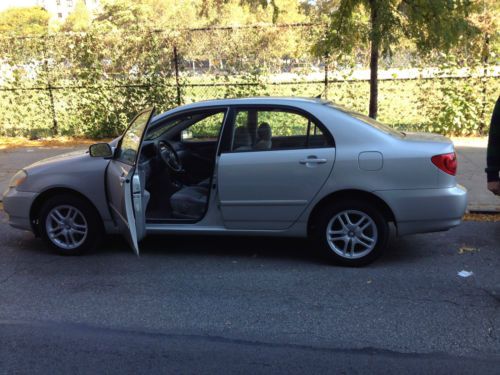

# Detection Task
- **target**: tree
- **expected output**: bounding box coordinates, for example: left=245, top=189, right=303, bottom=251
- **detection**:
left=200, top=0, right=281, bottom=23
left=315, top=0, right=478, bottom=119
left=92, top=0, right=148, bottom=31
left=61, top=0, right=92, bottom=32
left=0, top=6, right=50, bottom=35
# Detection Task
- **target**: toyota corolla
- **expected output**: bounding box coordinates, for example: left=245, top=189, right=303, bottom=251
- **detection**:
left=3, top=97, right=467, bottom=266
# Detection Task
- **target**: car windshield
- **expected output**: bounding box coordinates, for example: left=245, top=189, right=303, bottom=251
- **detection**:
left=145, top=111, right=226, bottom=141
left=145, top=117, right=184, bottom=140
left=326, top=102, right=404, bottom=137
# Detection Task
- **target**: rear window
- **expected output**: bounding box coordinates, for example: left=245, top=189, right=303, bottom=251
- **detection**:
left=350, top=112, right=404, bottom=138
left=326, top=102, right=404, bottom=138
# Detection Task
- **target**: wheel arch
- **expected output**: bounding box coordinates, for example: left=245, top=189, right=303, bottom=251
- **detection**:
left=29, top=187, right=104, bottom=237
left=307, top=189, right=396, bottom=236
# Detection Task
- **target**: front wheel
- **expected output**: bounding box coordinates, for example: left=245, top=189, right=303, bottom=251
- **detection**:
left=39, top=194, right=103, bottom=255
left=312, top=200, right=389, bottom=266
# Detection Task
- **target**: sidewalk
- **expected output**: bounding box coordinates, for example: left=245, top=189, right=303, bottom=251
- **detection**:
left=0, top=140, right=498, bottom=212
left=453, top=138, right=499, bottom=212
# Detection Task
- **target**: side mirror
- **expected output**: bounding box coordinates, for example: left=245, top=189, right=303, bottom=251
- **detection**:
left=89, top=143, right=113, bottom=158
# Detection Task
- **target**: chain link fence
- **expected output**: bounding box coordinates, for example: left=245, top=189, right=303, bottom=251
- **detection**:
left=0, top=24, right=498, bottom=138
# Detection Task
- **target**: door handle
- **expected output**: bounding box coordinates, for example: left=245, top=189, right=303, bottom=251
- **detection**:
left=119, top=176, right=129, bottom=183
left=299, top=157, right=327, bottom=165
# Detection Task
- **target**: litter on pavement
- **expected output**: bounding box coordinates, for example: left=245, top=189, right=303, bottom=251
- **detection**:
left=458, top=246, right=479, bottom=254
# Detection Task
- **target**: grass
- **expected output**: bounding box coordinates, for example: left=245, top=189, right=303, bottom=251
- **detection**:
left=1, top=76, right=499, bottom=139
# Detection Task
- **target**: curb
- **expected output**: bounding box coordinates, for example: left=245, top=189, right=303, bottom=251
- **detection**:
left=467, top=205, right=500, bottom=213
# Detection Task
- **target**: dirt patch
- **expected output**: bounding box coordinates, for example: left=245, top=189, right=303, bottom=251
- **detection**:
left=0, top=137, right=111, bottom=151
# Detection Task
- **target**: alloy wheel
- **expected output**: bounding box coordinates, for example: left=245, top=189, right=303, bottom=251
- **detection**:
left=326, top=210, right=378, bottom=259
left=45, top=205, right=88, bottom=250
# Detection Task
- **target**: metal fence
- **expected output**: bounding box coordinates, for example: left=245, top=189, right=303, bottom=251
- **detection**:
left=0, top=23, right=498, bottom=138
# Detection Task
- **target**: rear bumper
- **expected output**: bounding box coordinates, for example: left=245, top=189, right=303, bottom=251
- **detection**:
left=2, top=187, right=37, bottom=232
left=375, top=185, right=467, bottom=236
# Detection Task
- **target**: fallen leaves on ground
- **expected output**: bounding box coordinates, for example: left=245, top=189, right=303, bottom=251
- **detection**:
left=463, top=213, right=500, bottom=222
left=458, top=246, right=480, bottom=254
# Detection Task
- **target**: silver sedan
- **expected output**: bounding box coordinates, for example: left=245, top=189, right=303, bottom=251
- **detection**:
left=3, top=97, right=467, bottom=266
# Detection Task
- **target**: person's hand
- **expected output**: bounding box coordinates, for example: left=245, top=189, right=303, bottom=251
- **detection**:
left=487, top=181, right=500, bottom=195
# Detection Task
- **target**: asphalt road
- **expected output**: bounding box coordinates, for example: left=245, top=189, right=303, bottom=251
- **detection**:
left=0, top=210, right=499, bottom=374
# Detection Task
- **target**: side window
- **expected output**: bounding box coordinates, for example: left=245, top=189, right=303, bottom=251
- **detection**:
left=181, top=112, right=225, bottom=142
left=231, top=109, right=331, bottom=152
left=309, top=124, right=329, bottom=148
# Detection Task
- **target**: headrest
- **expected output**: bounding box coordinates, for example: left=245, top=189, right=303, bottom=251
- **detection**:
left=234, top=126, right=251, bottom=146
left=257, top=122, right=272, bottom=141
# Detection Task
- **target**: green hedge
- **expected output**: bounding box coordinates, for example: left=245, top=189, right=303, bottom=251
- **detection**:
left=1, top=76, right=498, bottom=138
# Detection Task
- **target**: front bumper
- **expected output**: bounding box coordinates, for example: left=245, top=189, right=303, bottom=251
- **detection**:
left=2, top=187, right=38, bottom=231
left=375, top=185, right=468, bottom=236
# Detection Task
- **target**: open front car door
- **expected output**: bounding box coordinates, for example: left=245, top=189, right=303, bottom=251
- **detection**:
left=105, top=108, right=155, bottom=255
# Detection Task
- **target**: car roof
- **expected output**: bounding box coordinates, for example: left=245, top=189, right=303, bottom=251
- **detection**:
left=152, top=97, right=333, bottom=122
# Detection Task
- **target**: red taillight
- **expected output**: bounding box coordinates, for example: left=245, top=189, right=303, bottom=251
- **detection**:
left=431, top=152, right=457, bottom=176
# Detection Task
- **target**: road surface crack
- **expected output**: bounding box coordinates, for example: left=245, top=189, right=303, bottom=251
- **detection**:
left=0, top=267, right=18, bottom=285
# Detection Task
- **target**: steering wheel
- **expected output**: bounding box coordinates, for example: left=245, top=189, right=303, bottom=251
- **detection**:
left=158, top=141, right=183, bottom=173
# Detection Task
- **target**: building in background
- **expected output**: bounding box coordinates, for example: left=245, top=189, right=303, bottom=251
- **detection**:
left=39, top=0, right=100, bottom=21
left=0, top=0, right=99, bottom=21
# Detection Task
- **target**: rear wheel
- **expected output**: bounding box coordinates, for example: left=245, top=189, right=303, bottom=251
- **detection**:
left=312, top=200, right=389, bottom=266
left=39, top=194, right=103, bottom=255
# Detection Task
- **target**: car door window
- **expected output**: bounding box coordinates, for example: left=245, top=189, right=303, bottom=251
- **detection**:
left=309, top=124, right=330, bottom=148
left=181, top=112, right=225, bottom=142
left=230, top=109, right=331, bottom=152
left=115, top=110, right=152, bottom=165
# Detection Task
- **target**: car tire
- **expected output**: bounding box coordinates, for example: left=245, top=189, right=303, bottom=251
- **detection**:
left=39, top=193, right=103, bottom=255
left=312, top=200, right=389, bottom=267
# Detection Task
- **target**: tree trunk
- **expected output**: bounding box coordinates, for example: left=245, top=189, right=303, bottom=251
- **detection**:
left=369, top=0, right=380, bottom=119
left=479, top=32, right=490, bottom=134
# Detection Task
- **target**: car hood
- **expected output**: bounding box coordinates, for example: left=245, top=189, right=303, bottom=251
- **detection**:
left=23, top=136, right=120, bottom=174
left=24, top=149, right=90, bottom=172
left=18, top=146, right=111, bottom=194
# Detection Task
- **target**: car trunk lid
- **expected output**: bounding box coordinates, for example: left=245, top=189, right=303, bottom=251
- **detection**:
left=402, top=132, right=453, bottom=145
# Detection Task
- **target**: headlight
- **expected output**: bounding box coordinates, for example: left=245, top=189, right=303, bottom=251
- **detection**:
left=8, top=170, right=27, bottom=188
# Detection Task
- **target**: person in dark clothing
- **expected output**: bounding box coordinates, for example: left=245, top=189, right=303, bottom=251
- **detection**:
left=486, top=96, right=500, bottom=195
